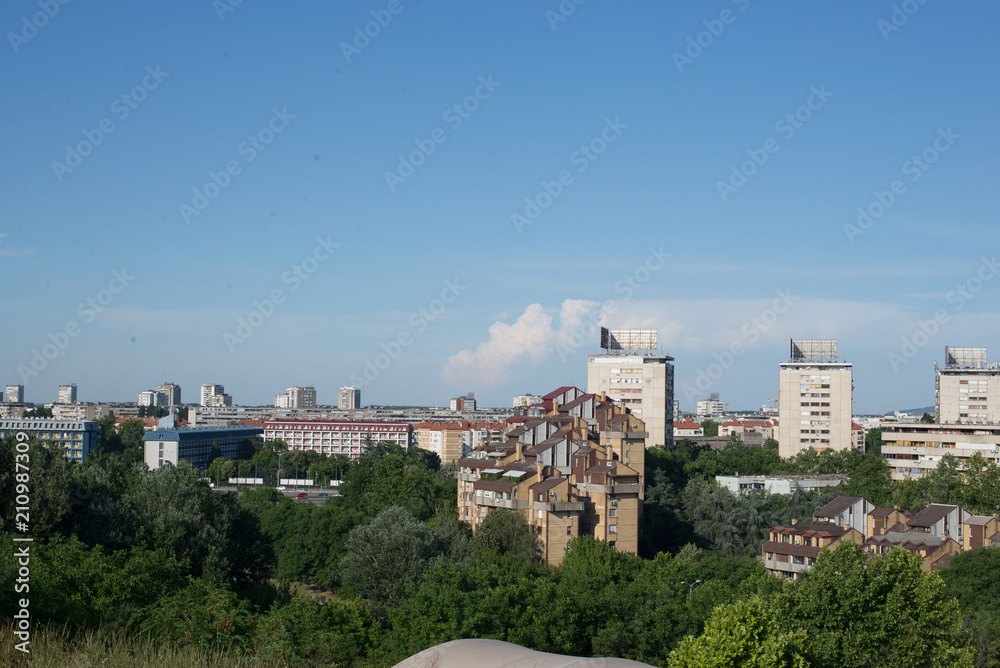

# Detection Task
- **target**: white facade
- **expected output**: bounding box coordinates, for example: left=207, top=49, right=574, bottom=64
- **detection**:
left=0, top=417, right=98, bottom=463
left=57, top=384, right=77, bottom=404
left=696, top=399, right=724, bottom=417
left=157, top=382, right=182, bottom=406
left=339, top=386, right=361, bottom=410
left=201, top=384, right=224, bottom=406
left=274, top=393, right=291, bottom=408
left=513, top=394, right=543, bottom=408
left=716, top=474, right=847, bottom=495
left=264, top=419, right=412, bottom=459
left=587, top=354, right=674, bottom=448
left=5, top=385, right=24, bottom=403
left=138, top=390, right=168, bottom=407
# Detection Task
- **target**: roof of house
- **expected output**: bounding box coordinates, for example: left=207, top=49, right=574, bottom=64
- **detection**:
left=761, top=541, right=822, bottom=558
left=814, top=496, right=863, bottom=518
left=908, top=504, right=959, bottom=528
left=965, top=515, right=996, bottom=526
left=529, top=477, right=566, bottom=493
left=542, top=386, right=579, bottom=401
left=868, top=507, right=897, bottom=518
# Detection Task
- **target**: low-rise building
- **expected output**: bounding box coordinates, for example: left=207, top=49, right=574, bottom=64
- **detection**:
left=263, top=419, right=412, bottom=458
left=881, top=423, right=1000, bottom=480
left=143, top=425, right=263, bottom=470
left=716, top=474, right=847, bottom=495
left=0, top=417, right=99, bottom=463
left=763, top=520, right=864, bottom=579
left=673, top=419, right=703, bottom=437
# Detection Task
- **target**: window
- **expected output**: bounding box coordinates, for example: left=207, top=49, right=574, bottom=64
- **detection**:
left=609, top=525, right=617, bottom=533
left=609, top=509, right=617, bottom=518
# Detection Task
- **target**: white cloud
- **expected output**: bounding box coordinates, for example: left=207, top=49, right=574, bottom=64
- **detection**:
left=442, top=303, right=558, bottom=385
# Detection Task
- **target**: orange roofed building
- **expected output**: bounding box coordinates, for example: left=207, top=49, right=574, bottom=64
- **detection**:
left=457, top=387, right=645, bottom=564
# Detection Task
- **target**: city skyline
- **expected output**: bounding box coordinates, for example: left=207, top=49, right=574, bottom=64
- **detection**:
left=3, top=2, right=998, bottom=414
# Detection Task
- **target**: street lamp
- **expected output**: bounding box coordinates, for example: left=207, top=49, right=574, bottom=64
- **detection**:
left=681, top=579, right=702, bottom=600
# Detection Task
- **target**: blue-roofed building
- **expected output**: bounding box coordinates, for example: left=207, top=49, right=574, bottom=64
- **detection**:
left=0, top=418, right=99, bottom=463
left=143, top=424, right=263, bottom=470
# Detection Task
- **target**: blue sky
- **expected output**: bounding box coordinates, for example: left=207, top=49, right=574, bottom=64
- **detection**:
left=2, top=0, right=997, bottom=413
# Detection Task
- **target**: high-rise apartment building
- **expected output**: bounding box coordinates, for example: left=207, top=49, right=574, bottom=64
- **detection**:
left=57, top=384, right=77, bottom=404
left=934, top=347, right=999, bottom=424
left=883, top=346, right=1000, bottom=480
left=778, top=339, right=853, bottom=458
left=586, top=328, right=673, bottom=448
left=339, top=386, right=361, bottom=410
left=200, top=384, right=233, bottom=407
left=138, top=390, right=168, bottom=407
left=289, top=386, right=317, bottom=409
left=696, top=393, right=724, bottom=417
left=5, top=385, right=24, bottom=403
left=157, top=382, right=182, bottom=406
left=274, top=386, right=317, bottom=409
left=450, top=393, right=476, bottom=412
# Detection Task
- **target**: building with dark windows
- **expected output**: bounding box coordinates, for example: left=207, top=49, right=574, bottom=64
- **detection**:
left=143, top=424, right=263, bottom=470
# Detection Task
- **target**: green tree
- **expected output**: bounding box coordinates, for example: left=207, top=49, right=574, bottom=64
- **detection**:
left=701, top=420, right=720, bottom=437
left=865, top=426, right=883, bottom=455
left=340, top=506, right=444, bottom=610
left=921, top=412, right=936, bottom=424
left=791, top=541, right=973, bottom=668
left=473, top=508, right=538, bottom=563
left=940, top=547, right=1000, bottom=667
left=669, top=596, right=808, bottom=668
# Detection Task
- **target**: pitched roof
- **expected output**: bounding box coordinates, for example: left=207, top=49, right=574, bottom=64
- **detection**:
left=908, top=504, right=959, bottom=528
left=814, top=496, right=862, bottom=518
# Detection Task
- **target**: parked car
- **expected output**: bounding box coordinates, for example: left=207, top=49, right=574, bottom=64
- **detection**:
left=295, top=492, right=308, bottom=499
left=277, top=486, right=287, bottom=491
left=317, top=492, right=328, bottom=497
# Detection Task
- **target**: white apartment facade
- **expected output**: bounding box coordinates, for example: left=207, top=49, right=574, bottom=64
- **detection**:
left=57, top=384, right=77, bottom=404
left=263, top=419, right=412, bottom=459
left=339, top=386, right=361, bottom=410
left=5, top=385, right=24, bottom=403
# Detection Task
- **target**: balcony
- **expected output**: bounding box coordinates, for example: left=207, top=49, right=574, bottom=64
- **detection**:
left=605, top=431, right=648, bottom=440
left=578, top=482, right=643, bottom=495
left=476, top=497, right=528, bottom=510
left=531, top=501, right=585, bottom=512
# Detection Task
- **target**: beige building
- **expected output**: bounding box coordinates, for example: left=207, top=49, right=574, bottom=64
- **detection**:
left=934, top=347, right=1000, bottom=424
left=587, top=354, right=674, bottom=448
left=778, top=339, right=853, bottom=458
left=881, top=423, right=1000, bottom=480
left=457, top=387, right=645, bottom=564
